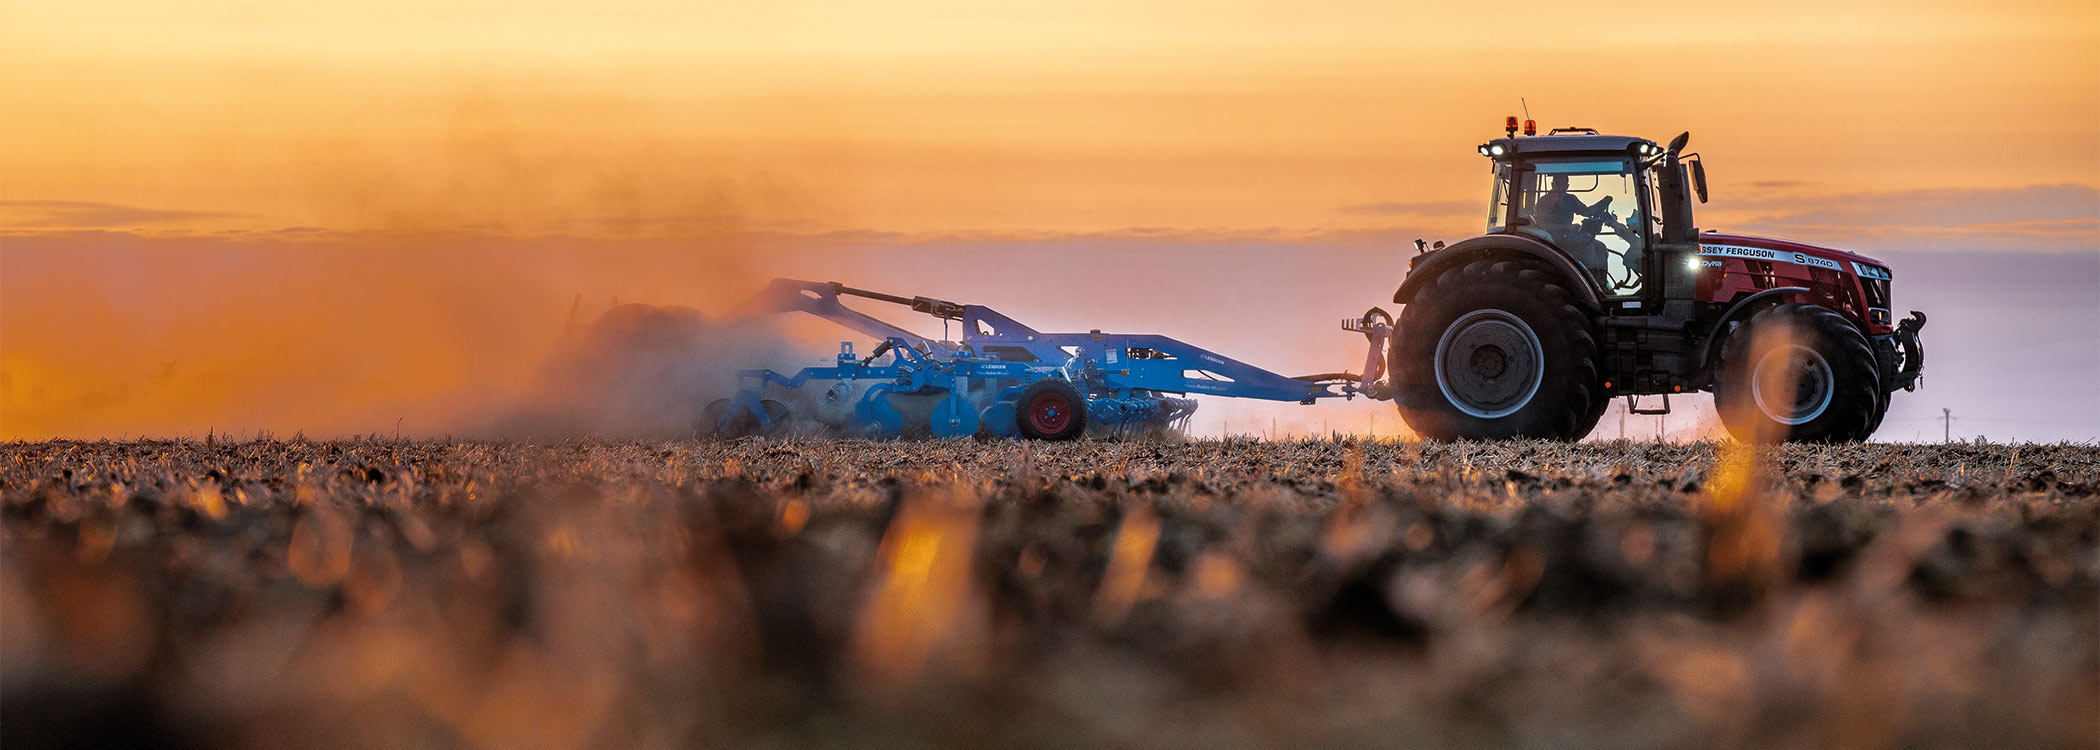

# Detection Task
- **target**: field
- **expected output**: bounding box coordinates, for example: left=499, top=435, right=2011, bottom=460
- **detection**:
left=3, top=438, right=2096, bottom=749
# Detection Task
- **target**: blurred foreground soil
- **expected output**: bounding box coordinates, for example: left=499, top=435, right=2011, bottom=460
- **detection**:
left=3, top=438, right=2096, bottom=749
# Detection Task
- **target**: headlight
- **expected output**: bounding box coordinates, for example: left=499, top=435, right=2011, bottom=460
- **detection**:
left=1686, top=254, right=1703, bottom=272
left=1488, top=144, right=1506, bottom=156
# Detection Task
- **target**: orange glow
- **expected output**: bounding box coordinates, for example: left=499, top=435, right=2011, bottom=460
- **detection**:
left=853, top=492, right=984, bottom=682
left=2, top=0, right=2093, bottom=236
left=1094, top=506, right=1159, bottom=621
left=1704, top=319, right=1791, bottom=589
left=289, top=505, right=354, bottom=588
left=2, top=0, right=2095, bottom=439
left=0, top=233, right=779, bottom=438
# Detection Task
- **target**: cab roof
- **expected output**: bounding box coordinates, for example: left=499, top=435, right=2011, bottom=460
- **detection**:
left=1486, top=133, right=1654, bottom=156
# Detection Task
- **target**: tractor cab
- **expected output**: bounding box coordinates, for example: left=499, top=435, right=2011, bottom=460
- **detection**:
left=1477, top=121, right=1705, bottom=311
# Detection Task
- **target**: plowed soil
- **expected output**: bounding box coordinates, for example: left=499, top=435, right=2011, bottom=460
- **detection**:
left=4, top=439, right=2096, bottom=749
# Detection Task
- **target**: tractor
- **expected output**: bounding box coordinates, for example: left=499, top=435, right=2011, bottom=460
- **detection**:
left=1377, top=118, right=1927, bottom=442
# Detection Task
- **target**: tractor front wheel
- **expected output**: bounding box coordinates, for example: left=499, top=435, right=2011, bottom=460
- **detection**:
left=1714, top=303, right=1880, bottom=443
left=1390, top=258, right=1605, bottom=440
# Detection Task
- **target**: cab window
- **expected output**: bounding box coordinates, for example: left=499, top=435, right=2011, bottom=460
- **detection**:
left=1513, top=158, right=1645, bottom=296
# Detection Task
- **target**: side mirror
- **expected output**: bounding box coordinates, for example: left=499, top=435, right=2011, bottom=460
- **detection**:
left=1691, top=160, right=1709, bottom=203
left=1668, top=131, right=1690, bottom=154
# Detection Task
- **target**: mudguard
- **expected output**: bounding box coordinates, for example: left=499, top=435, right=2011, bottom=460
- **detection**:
left=1392, top=234, right=1603, bottom=312
left=1690, top=286, right=1811, bottom=375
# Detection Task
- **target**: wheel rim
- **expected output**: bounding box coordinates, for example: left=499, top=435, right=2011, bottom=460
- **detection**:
left=1433, top=309, right=1545, bottom=419
left=1750, top=344, right=1834, bottom=426
left=1027, top=390, right=1073, bottom=434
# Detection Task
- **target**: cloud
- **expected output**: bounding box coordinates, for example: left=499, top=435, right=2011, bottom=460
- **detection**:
left=0, top=201, right=246, bottom=229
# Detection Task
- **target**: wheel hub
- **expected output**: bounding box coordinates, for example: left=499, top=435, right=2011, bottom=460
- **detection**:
left=1434, top=310, right=1545, bottom=419
left=1750, top=345, right=1834, bottom=426
left=1029, top=392, right=1072, bottom=433
left=1471, top=346, right=1509, bottom=378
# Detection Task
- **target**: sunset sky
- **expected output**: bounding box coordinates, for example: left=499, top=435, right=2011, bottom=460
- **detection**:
left=3, top=0, right=2096, bottom=440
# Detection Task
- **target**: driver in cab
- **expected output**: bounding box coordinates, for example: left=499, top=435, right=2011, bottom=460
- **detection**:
left=1531, top=174, right=1638, bottom=290
left=1533, top=174, right=1614, bottom=256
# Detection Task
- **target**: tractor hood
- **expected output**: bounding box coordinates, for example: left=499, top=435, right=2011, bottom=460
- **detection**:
left=1699, top=232, right=1889, bottom=275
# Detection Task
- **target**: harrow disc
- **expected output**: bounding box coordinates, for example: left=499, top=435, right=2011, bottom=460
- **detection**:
left=980, top=402, right=1019, bottom=439
left=855, top=389, right=905, bottom=439
left=700, top=399, right=732, bottom=437
left=813, top=380, right=862, bottom=428
left=929, top=395, right=979, bottom=440
left=700, top=397, right=791, bottom=438
left=756, top=399, right=791, bottom=435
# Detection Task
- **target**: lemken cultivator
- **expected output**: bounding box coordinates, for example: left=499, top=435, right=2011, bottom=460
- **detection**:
left=703, top=279, right=1381, bottom=440
left=708, top=121, right=1929, bottom=443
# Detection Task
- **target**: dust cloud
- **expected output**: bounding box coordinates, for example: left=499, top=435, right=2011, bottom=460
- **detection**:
left=1, top=82, right=862, bottom=441
left=0, top=231, right=823, bottom=440
left=498, top=304, right=811, bottom=440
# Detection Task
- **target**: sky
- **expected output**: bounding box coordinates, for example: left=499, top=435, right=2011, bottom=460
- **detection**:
left=2, top=0, right=2096, bottom=441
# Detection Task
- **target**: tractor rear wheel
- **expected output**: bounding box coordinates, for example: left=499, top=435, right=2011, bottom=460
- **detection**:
left=1390, top=259, right=1605, bottom=440
left=1014, top=379, right=1087, bottom=441
left=1714, top=303, right=1879, bottom=443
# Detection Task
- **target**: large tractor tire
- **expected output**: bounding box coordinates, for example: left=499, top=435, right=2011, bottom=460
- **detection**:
left=1713, top=303, right=1880, bottom=443
left=1014, top=379, right=1087, bottom=441
left=1862, top=389, right=1891, bottom=438
left=1390, top=258, right=1606, bottom=441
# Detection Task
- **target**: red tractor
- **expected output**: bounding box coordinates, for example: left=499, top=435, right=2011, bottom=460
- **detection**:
left=1379, top=120, right=1925, bottom=442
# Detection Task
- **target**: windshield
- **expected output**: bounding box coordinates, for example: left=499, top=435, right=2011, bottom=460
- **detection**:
left=1515, top=158, right=1646, bottom=295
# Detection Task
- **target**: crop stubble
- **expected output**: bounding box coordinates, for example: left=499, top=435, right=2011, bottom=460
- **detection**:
left=2, top=438, right=2096, bottom=749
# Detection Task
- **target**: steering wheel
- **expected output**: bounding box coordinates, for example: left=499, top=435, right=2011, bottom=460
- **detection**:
left=1594, top=220, right=1633, bottom=238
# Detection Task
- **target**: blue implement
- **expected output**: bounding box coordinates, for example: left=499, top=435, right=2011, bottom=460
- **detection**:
left=707, top=279, right=1389, bottom=440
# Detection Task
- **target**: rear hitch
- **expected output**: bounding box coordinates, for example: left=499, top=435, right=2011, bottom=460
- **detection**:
left=1341, top=307, right=1395, bottom=400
